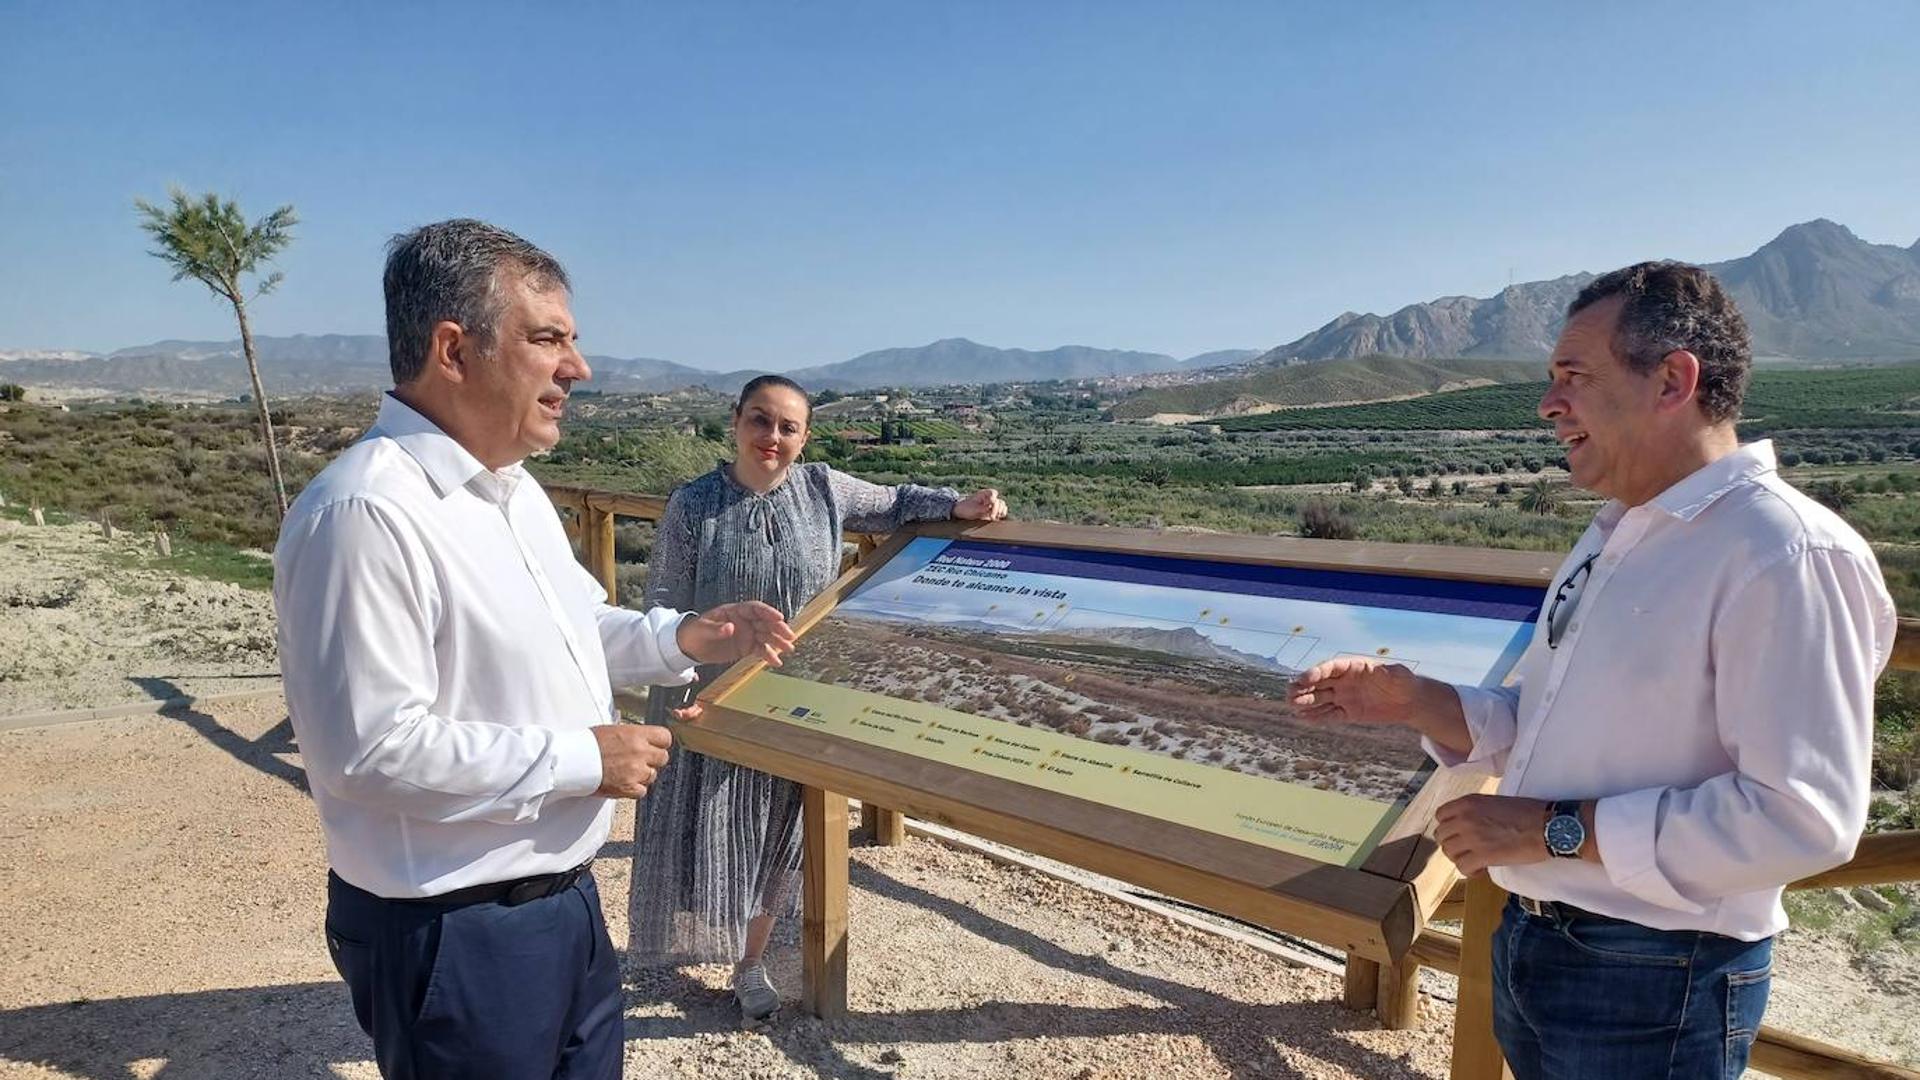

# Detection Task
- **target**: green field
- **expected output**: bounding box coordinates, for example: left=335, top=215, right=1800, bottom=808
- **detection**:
left=1110, top=355, right=1543, bottom=420
left=1212, top=363, right=1920, bottom=433
left=5, top=377, right=1918, bottom=829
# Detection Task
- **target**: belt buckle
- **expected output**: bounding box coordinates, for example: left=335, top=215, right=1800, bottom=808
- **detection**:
left=1517, top=895, right=1552, bottom=918
left=502, top=878, right=547, bottom=906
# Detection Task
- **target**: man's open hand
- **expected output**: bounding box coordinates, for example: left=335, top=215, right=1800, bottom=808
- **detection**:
left=1288, top=657, right=1422, bottom=727
left=592, top=724, right=673, bottom=799
left=676, top=601, right=797, bottom=667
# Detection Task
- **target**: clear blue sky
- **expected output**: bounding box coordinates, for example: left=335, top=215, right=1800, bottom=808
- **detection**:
left=3, top=1, right=1916, bottom=370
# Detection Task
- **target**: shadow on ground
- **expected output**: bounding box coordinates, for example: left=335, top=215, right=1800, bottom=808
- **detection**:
left=129, top=676, right=308, bottom=794
left=0, top=858, right=1421, bottom=1080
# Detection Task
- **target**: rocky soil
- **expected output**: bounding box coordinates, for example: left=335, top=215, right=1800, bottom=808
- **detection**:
left=0, top=514, right=1912, bottom=1076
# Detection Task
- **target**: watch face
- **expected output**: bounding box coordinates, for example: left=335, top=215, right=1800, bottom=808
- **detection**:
left=1545, top=814, right=1585, bottom=855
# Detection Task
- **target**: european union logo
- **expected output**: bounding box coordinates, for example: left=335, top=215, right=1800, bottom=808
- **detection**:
left=789, top=707, right=811, bottom=718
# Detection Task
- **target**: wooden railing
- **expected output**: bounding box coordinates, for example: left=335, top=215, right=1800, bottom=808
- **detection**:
left=546, top=481, right=1920, bottom=1080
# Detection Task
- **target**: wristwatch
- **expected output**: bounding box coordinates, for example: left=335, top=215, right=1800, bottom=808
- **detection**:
left=1544, top=800, right=1586, bottom=859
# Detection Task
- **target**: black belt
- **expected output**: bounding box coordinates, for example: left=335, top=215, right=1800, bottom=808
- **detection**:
left=407, top=861, right=593, bottom=908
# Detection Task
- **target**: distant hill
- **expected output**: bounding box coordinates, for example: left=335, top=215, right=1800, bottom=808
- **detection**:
left=0, top=333, right=1207, bottom=397
left=1110, top=355, right=1542, bottom=421
left=783, top=338, right=1183, bottom=391
left=1267, top=220, right=1920, bottom=363
left=0, top=333, right=725, bottom=397
left=0, top=334, right=393, bottom=396
left=1180, top=349, right=1262, bottom=368
left=1043, top=624, right=1290, bottom=674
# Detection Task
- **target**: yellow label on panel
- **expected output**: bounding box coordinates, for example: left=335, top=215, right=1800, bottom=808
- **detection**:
left=722, top=670, right=1398, bottom=867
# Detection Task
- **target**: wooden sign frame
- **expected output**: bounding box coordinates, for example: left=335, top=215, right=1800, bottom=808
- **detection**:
left=678, top=520, right=1556, bottom=1017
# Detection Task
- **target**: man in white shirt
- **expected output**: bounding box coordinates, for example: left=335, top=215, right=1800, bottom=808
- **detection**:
left=275, top=219, right=795, bottom=1079
left=1290, top=261, right=1894, bottom=1079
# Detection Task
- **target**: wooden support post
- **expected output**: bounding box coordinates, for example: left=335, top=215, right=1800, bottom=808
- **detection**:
left=1342, top=955, right=1380, bottom=1011
left=1376, top=958, right=1420, bottom=1029
left=1347, top=951, right=1417, bottom=1028
left=802, top=785, right=849, bottom=1020
left=860, top=802, right=906, bottom=847
left=579, top=505, right=616, bottom=604
left=1449, top=875, right=1510, bottom=1080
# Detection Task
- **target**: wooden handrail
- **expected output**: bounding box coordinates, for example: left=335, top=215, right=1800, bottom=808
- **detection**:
left=545, top=482, right=878, bottom=549
left=1791, top=830, right=1920, bottom=891
left=1896, top=615, right=1920, bottom=672
left=547, top=480, right=1920, bottom=1080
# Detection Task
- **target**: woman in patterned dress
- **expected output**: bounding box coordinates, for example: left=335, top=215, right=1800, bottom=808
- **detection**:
left=627, top=374, right=1007, bottom=1018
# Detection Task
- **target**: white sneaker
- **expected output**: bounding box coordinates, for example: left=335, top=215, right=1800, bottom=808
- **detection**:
left=732, top=961, right=780, bottom=1020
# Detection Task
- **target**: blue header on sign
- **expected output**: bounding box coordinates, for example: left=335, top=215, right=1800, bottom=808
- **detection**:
left=932, top=539, right=1544, bottom=623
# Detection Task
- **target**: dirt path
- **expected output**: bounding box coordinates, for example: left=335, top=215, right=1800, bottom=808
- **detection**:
left=0, top=514, right=1911, bottom=1077
left=0, top=699, right=1458, bottom=1079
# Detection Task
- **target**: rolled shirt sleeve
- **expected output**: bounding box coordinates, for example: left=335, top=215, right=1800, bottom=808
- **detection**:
left=1424, top=683, right=1522, bottom=773
left=277, top=497, right=607, bottom=824
left=1594, top=546, right=1891, bottom=913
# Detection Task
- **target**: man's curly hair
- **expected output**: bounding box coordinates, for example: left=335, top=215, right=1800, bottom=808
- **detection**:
left=1567, top=261, right=1752, bottom=422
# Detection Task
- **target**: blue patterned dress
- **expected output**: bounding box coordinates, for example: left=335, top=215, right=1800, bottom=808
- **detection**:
left=626, top=462, right=959, bottom=963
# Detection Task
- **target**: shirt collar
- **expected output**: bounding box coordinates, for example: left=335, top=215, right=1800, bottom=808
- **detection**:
left=372, top=393, right=524, bottom=502
left=1597, top=439, right=1777, bottom=527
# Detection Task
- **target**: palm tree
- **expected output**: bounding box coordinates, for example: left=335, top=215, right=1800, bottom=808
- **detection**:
left=1518, top=477, right=1563, bottom=515
left=135, top=188, right=298, bottom=518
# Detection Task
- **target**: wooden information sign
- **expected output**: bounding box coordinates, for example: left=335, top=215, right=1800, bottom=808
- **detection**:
left=677, top=520, right=1555, bottom=1017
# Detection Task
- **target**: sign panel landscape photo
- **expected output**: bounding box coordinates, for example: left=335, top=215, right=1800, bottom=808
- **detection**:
left=718, top=534, right=1544, bottom=867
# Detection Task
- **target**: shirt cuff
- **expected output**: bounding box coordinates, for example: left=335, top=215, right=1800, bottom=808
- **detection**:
left=549, top=726, right=604, bottom=798
left=1423, top=685, right=1515, bottom=770
left=654, top=613, right=698, bottom=683
left=1594, top=787, right=1709, bottom=915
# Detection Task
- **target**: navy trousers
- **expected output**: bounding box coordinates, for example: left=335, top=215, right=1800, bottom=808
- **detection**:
left=325, top=870, right=623, bottom=1079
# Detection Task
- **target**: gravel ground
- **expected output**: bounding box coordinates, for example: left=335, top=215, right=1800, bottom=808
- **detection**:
left=0, top=511, right=1912, bottom=1077
left=0, top=700, right=1457, bottom=1079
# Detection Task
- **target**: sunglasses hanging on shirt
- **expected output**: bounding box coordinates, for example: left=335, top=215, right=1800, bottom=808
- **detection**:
left=1546, top=551, right=1599, bottom=650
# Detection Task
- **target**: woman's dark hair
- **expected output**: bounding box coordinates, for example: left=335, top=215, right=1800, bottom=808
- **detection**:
left=733, top=374, right=812, bottom=424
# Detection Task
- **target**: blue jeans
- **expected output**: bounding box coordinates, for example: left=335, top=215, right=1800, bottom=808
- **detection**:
left=1493, top=897, right=1772, bottom=1080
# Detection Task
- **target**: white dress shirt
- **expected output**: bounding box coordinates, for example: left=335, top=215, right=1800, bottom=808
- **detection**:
left=1429, top=440, right=1894, bottom=940
left=274, top=394, right=697, bottom=898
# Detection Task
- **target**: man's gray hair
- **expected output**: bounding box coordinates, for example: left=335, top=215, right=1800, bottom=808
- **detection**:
left=383, top=219, right=570, bottom=385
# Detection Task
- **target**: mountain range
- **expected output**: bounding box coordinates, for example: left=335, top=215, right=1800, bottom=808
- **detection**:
left=0, top=335, right=1244, bottom=397
left=848, top=607, right=1291, bottom=675
left=1265, top=220, right=1920, bottom=363
left=1040, top=624, right=1293, bottom=675
left=5, top=219, right=1916, bottom=398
